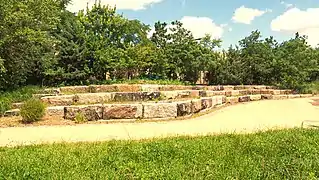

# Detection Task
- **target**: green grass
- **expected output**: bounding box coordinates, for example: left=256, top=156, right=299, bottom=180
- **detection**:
left=1, top=129, right=319, bottom=179
left=0, top=86, right=44, bottom=115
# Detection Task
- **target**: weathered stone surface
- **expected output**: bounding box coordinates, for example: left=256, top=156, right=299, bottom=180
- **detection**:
left=104, top=104, right=143, bottom=119
left=211, top=96, right=217, bottom=107
left=41, top=95, right=75, bottom=106
left=191, top=99, right=202, bottom=113
left=300, top=94, right=313, bottom=98
left=260, top=89, right=270, bottom=94
left=272, top=95, right=288, bottom=100
left=226, top=97, right=239, bottom=104
left=4, top=109, right=20, bottom=117
left=269, top=90, right=281, bottom=95
left=249, top=95, right=262, bottom=101
left=177, top=101, right=192, bottom=116
left=191, top=86, right=206, bottom=90
left=213, top=91, right=226, bottom=96
left=253, top=86, right=267, bottom=90
left=60, top=86, right=89, bottom=93
left=141, top=85, right=161, bottom=92
left=208, top=86, right=224, bottom=91
left=288, top=94, right=301, bottom=99
left=231, top=90, right=240, bottom=96
left=239, top=90, right=248, bottom=95
left=261, top=94, right=273, bottom=100
left=112, top=92, right=160, bottom=102
left=225, top=91, right=232, bottom=97
left=238, top=96, right=250, bottom=102
left=46, top=106, right=64, bottom=117
left=117, top=84, right=141, bottom=92
left=199, top=90, right=207, bottom=97
left=223, top=86, right=235, bottom=91
left=94, top=85, right=118, bottom=92
left=234, top=85, right=245, bottom=90
left=247, top=89, right=261, bottom=95
left=201, top=97, right=212, bottom=110
left=190, top=90, right=200, bottom=97
left=76, top=93, right=106, bottom=104
left=160, top=91, right=179, bottom=99
left=280, top=90, right=293, bottom=95
left=215, top=96, right=225, bottom=105
left=64, top=105, right=103, bottom=121
left=143, top=103, right=177, bottom=118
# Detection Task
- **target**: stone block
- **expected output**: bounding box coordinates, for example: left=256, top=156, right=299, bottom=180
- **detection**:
left=116, top=84, right=141, bottom=92
left=112, top=92, right=160, bottom=102
left=46, top=106, right=64, bottom=117
left=213, top=91, right=226, bottom=96
left=272, top=95, right=288, bottom=100
left=143, top=103, right=177, bottom=118
left=261, top=94, right=273, bottom=100
left=249, top=95, right=262, bottom=101
left=199, top=90, right=207, bottom=97
left=60, top=86, right=89, bottom=93
left=226, top=97, right=239, bottom=104
left=177, top=101, right=192, bottom=116
left=239, top=90, right=248, bottom=95
left=260, top=89, right=270, bottom=94
left=211, top=96, right=217, bottom=107
left=141, top=85, right=161, bottom=92
left=300, top=94, right=313, bottom=98
left=104, top=104, right=143, bottom=119
left=225, top=91, right=232, bottom=97
left=191, top=99, right=202, bottom=113
left=76, top=93, right=105, bottom=104
left=95, top=85, right=118, bottom=92
left=215, top=96, right=225, bottom=105
left=223, top=86, right=234, bottom=91
left=288, top=94, right=301, bottom=99
left=247, top=89, right=261, bottom=95
left=64, top=105, right=103, bottom=121
left=280, top=90, right=293, bottom=95
left=238, top=96, right=250, bottom=102
left=41, top=95, right=75, bottom=106
left=269, top=90, right=281, bottom=95
left=231, top=90, right=240, bottom=96
left=161, top=91, right=180, bottom=99
left=201, top=97, right=213, bottom=110
left=234, top=85, right=245, bottom=90
left=4, top=109, right=20, bottom=117
left=253, top=86, right=267, bottom=90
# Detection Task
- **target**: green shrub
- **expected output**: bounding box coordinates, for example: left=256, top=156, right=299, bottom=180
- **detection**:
left=74, top=112, right=87, bottom=124
left=20, top=98, right=46, bottom=123
left=0, top=97, right=11, bottom=116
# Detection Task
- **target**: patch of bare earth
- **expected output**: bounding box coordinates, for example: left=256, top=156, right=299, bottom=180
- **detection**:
left=311, top=98, right=319, bottom=106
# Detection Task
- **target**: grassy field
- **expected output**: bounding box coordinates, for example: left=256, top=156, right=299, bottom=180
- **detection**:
left=0, top=129, right=319, bottom=179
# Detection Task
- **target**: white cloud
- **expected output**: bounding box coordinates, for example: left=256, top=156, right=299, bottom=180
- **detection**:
left=67, top=0, right=163, bottom=12
left=180, top=16, right=224, bottom=39
left=148, top=16, right=224, bottom=40
left=232, top=6, right=268, bottom=24
left=271, top=8, right=319, bottom=47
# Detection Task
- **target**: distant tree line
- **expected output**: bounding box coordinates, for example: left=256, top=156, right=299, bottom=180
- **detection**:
left=0, top=0, right=318, bottom=91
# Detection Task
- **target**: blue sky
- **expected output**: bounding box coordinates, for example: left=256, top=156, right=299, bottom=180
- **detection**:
left=68, top=0, right=319, bottom=48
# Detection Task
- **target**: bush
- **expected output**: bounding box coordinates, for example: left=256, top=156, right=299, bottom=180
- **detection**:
left=20, top=98, right=46, bottom=123
left=74, top=112, right=87, bottom=124
left=0, top=97, right=11, bottom=116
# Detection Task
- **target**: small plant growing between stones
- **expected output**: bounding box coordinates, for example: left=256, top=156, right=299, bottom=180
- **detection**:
left=74, top=112, right=87, bottom=124
left=0, top=97, right=11, bottom=117
left=88, top=85, right=97, bottom=93
left=72, top=95, right=80, bottom=104
left=20, top=98, right=46, bottom=123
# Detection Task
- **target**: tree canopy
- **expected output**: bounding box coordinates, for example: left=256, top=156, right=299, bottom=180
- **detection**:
left=0, top=0, right=318, bottom=91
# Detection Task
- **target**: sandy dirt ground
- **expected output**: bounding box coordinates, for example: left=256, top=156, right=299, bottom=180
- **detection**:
left=0, top=98, right=318, bottom=147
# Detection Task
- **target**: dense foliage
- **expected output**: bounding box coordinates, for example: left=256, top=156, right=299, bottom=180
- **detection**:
left=0, top=1, right=318, bottom=91
left=20, top=98, right=46, bottom=123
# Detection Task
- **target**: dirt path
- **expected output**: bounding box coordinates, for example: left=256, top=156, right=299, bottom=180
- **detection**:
left=0, top=98, right=318, bottom=147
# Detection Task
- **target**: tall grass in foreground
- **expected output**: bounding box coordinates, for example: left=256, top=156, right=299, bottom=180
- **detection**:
left=0, top=128, right=319, bottom=179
